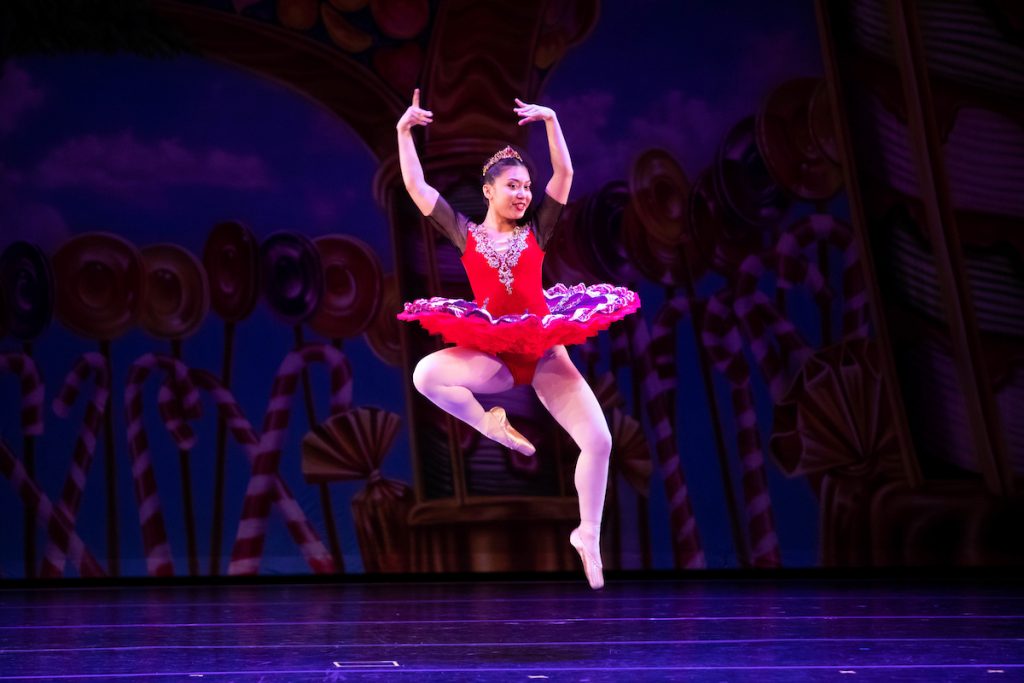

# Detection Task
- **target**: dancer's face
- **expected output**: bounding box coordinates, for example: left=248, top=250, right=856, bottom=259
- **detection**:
left=484, top=165, right=532, bottom=223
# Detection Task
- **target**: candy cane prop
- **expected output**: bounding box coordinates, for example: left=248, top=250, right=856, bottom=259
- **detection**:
left=625, top=314, right=706, bottom=569
left=650, top=292, right=692, bottom=395
left=229, top=344, right=353, bottom=575
left=123, top=354, right=200, bottom=576
left=1, top=352, right=45, bottom=576
left=702, top=292, right=781, bottom=567
left=155, top=367, right=336, bottom=573
left=733, top=250, right=829, bottom=399
left=40, top=353, right=110, bottom=577
left=0, top=440, right=105, bottom=577
left=779, top=215, right=868, bottom=338
left=0, top=353, right=44, bottom=437
left=648, top=291, right=751, bottom=566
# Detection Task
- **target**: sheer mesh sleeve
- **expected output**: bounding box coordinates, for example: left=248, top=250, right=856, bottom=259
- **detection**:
left=426, top=195, right=469, bottom=253
left=532, top=192, right=566, bottom=251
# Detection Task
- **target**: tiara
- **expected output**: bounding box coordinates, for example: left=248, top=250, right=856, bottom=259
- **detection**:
left=482, top=146, right=523, bottom=176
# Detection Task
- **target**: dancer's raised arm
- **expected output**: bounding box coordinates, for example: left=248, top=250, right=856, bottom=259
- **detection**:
left=397, top=88, right=439, bottom=216
left=515, top=98, right=573, bottom=204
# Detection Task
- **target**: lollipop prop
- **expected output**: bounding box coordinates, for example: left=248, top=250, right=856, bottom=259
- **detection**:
left=757, top=79, right=846, bottom=346
left=139, top=244, right=210, bottom=576
left=202, top=221, right=260, bottom=575
left=54, top=232, right=144, bottom=576
left=259, top=232, right=346, bottom=570
left=0, top=242, right=55, bottom=577
left=624, top=151, right=750, bottom=565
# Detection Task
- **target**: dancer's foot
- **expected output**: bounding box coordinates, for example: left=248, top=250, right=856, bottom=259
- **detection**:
left=569, top=527, right=604, bottom=590
left=481, top=406, right=535, bottom=456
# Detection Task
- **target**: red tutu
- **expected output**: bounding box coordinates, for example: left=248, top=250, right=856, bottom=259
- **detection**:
left=398, top=282, right=640, bottom=357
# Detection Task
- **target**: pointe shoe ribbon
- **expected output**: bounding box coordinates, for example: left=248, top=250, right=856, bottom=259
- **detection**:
left=483, top=406, right=536, bottom=456
left=570, top=528, right=604, bottom=590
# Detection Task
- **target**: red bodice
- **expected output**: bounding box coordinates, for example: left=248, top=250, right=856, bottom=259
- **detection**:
left=462, top=227, right=550, bottom=318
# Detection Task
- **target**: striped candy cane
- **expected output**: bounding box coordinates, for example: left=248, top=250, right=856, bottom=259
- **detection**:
left=733, top=250, right=828, bottom=399
left=625, top=314, right=706, bottom=569
left=0, top=440, right=105, bottom=577
left=155, top=368, right=335, bottom=573
left=0, top=353, right=44, bottom=437
left=778, top=214, right=868, bottom=339
left=702, top=291, right=781, bottom=567
left=229, top=344, right=353, bottom=575
left=41, top=353, right=110, bottom=577
left=650, top=292, right=692, bottom=396
left=123, top=354, right=201, bottom=576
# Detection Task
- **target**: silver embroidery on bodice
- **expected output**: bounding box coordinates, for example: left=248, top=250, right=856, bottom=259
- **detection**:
left=469, top=223, right=528, bottom=295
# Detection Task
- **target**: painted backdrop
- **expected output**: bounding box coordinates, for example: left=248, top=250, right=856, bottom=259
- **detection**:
left=1, top=0, right=1020, bottom=578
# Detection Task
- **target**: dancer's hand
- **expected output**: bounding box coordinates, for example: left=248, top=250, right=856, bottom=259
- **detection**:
left=397, top=88, right=434, bottom=133
left=514, top=98, right=556, bottom=125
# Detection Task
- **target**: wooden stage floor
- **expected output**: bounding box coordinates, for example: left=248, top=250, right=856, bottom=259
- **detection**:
left=1, top=577, right=1022, bottom=681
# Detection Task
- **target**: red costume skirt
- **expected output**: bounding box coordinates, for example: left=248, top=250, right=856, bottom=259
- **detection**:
left=398, top=282, right=641, bottom=384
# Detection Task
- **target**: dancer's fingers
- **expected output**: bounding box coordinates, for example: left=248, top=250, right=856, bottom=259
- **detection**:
left=412, top=88, right=420, bottom=108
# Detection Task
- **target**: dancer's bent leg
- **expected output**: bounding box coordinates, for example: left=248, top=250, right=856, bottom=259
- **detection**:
left=532, top=346, right=611, bottom=588
left=412, top=347, right=533, bottom=454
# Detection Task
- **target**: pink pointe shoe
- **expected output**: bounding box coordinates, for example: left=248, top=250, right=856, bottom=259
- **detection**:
left=569, top=527, right=604, bottom=590
left=483, top=406, right=536, bottom=456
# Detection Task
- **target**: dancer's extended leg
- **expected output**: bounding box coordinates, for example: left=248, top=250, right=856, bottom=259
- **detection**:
left=412, top=347, right=534, bottom=454
left=532, top=346, right=612, bottom=589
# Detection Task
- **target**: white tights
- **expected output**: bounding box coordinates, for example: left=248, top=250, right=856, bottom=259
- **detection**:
left=412, top=345, right=611, bottom=553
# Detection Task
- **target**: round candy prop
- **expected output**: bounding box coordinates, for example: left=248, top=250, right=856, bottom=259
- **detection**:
left=53, top=233, right=143, bottom=340
left=621, top=199, right=685, bottom=285
left=366, top=273, right=403, bottom=367
left=0, top=241, right=55, bottom=342
left=203, top=221, right=260, bottom=324
left=714, top=116, right=791, bottom=230
left=576, top=182, right=636, bottom=284
left=140, top=244, right=210, bottom=340
left=757, top=78, right=843, bottom=201
left=309, top=235, right=384, bottom=339
left=629, top=149, right=691, bottom=247
left=259, top=232, right=324, bottom=326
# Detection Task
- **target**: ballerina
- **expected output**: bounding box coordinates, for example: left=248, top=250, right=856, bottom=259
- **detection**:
left=396, top=89, right=640, bottom=589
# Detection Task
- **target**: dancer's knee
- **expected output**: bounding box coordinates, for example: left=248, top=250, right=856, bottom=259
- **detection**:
left=584, top=423, right=613, bottom=459
left=412, top=356, right=438, bottom=397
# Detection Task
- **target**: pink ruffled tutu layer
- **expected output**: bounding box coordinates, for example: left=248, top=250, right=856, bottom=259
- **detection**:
left=398, top=282, right=641, bottom=357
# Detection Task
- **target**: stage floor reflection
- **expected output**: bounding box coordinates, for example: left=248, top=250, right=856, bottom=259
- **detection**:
left=1, top=577, right=1022, bottom=681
